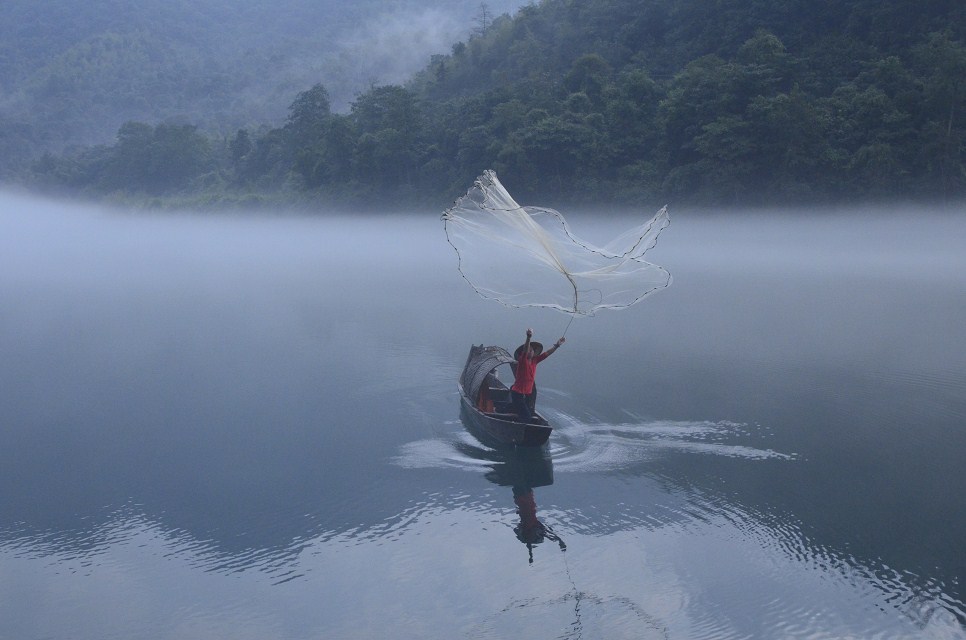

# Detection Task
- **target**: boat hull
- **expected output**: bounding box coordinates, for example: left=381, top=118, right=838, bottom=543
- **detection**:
left=459, top=389, right=553, bottom=448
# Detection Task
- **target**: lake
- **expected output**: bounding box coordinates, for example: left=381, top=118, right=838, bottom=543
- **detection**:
left=1, top=191, right=964, bottom=639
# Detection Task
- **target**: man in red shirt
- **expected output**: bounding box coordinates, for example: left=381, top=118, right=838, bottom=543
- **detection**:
left=511, top=328, right=564, bottom=422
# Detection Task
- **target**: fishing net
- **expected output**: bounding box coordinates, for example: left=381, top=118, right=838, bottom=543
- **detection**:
left=442, top=171, right=671, bottom=321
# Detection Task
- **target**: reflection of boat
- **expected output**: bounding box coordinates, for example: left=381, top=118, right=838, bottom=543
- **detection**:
left=458, top=344, right=553, bottom=447
left=481, top=444, right=554, bottom=489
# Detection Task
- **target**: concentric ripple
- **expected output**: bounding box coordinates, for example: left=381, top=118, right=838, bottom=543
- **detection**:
left=394, top=413, right=794, bottom=474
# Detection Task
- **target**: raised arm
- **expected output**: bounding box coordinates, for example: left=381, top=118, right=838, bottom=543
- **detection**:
left=548, top=336, right=565, bottom=355
left=519, top=328, right=533, bottom=362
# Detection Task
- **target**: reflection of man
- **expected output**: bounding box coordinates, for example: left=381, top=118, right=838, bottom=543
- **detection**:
left=513, top=486, right=565, bottom=564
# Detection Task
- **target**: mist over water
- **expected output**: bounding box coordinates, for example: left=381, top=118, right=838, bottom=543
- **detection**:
left=1, top=191, right=964, bottom=639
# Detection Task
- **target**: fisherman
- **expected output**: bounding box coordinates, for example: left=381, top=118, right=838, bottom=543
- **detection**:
left=510, top=328, right=564, bottom=423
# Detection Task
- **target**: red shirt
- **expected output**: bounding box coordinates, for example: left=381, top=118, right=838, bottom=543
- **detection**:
left=511, top=351, right=548, bottom=394
left=514, top=490, right=540, bottom=529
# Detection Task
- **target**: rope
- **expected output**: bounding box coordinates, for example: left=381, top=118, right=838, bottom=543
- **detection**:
left=544, top=523, right=582, bottom=639
left=561, top=309, right=577, bottom=339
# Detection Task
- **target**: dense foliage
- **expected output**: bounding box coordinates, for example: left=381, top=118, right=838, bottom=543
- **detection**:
left=21, top=0, right=966, bottom=206
left=0, top=0, right=524, bottom=177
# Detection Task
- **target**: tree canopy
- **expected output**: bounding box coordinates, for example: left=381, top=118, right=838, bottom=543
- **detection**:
left=20, top=0, right=966, bottom=207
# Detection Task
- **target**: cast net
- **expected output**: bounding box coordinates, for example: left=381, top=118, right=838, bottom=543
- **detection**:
left=442, top=170, right=671, bottom=324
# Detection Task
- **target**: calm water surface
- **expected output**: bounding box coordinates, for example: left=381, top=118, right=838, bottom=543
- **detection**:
left=1, top=192, right=964, bottom=639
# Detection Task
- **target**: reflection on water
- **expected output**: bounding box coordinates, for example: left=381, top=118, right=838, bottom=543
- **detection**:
left=396, top=413, right=792, bottom=473
left=461, top=437, right=565, bottom=563
left=548, top=413, right=795, bottom=470
left=461, top=415, right=670, bottom=639
left=468, top=592, right=670, bottom=640
left=396, top=404, right=966, bottom=637
left=2, top=193, right=965, bottom=638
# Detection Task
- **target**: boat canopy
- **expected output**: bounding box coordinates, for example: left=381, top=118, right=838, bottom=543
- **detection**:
left=461, top=345, right=516, bottom=400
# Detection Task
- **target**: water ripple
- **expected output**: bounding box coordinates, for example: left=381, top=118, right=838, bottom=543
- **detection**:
left=394, top=413, right=794, bottom=475
left=467, top=592, right=669, bottom=640
left=547, top=413, right=794, bottom=473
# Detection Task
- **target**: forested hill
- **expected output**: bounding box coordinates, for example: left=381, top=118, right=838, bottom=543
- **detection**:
left=416, top=0, right=963, bottom=100
left=0, top=0, right=525, bottom=174
left=24, top=0, right=966, bottom=207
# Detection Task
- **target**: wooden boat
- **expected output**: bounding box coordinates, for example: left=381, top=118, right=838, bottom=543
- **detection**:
left=458, top=344, right=553, bottom=447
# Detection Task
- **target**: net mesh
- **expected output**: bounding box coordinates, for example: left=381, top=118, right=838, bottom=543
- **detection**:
left=442, top=170, right=671, bottom=318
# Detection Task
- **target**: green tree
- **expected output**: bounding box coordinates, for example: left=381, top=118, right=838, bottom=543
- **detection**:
left=744, top=87, right=831, bottom=197
left=604, top=68, right=663, bottom=167
left=286, top=84, right=334, bottom=188
left=661, top=56, right=740, bottom=162
left=822, top=83, right=914, bottom=194
left=563, top=53, right=613, bottom=104
left=230, top=129, right=253, bottom=164
left=349, top=85, right=423, bottom=191
left=96, top=121, right=210, bottom=194
left=286, top=84, right=332, bottom=142
left=913, top=31, right=966, bottom=199
left=352, top=85, right=420, bottom=139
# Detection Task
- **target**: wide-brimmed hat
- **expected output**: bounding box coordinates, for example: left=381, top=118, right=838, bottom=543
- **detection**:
left=514, top=342, right=544, bottom=359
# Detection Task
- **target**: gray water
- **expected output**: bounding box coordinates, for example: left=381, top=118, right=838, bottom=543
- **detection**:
left=1, top=191, right=964, bottom=639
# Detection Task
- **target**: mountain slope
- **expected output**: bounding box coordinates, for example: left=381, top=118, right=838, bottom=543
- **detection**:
left=0, top=0, right=527, bottom=174
left=21, top=0, right=966, bottom=205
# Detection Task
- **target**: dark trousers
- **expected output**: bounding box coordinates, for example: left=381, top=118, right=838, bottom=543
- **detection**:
left=511, top=388, right=537, bottom=422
